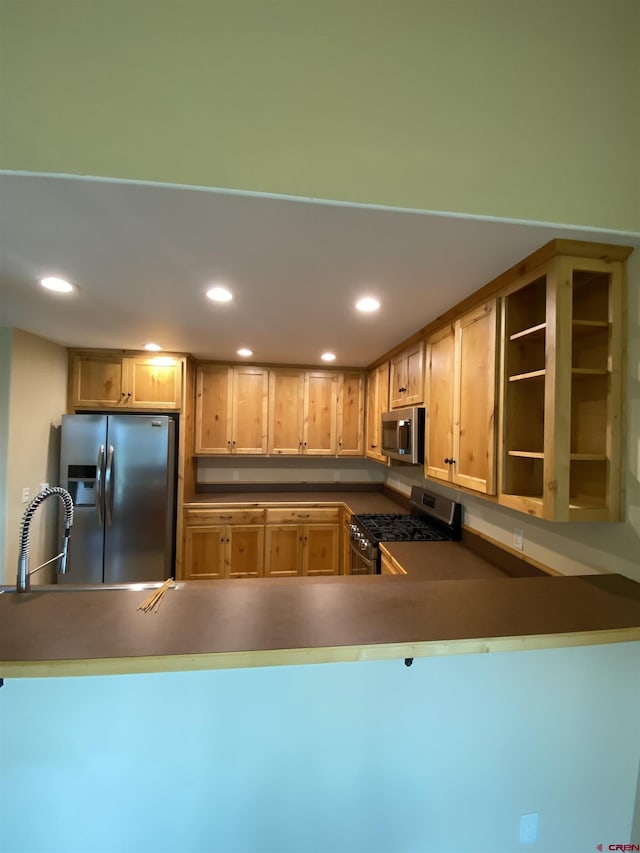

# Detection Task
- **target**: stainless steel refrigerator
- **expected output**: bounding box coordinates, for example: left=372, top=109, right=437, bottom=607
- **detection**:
left=59, top=414, right=176, bottom=584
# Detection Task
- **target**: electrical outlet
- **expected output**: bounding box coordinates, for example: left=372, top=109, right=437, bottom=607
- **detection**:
left=39, top=482, right=49, bottom=493
left=513, top=528, right=524, bottom=551
left=519, top=812, right=538, bottom=844
left=21, top=487, right=30, bottom=503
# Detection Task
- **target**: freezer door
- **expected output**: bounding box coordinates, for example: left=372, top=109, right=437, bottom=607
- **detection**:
left=59, top=414, right=107, bottom=584
left=103, top=415, right=175, bottom=583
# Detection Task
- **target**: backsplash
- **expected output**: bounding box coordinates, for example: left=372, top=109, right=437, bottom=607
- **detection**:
left=197, top=457, right=386, bottom=485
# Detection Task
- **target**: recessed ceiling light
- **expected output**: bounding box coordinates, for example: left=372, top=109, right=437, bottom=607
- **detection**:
left=355, top=296, right=380, bottom=313
left=40, top=276, right=74, bottom=293
left=237, top=348, right=253, bottom=357
left=321, top=352, right=336, bottom=362
left=144, top=342, right=162, bottom=352
left=206, top=285, right=233, bottom=303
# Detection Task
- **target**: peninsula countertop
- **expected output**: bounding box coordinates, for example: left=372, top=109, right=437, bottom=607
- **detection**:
left=2, top=572, right=640, bottom=679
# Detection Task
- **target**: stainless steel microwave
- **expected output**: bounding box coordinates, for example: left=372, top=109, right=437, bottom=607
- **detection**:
left=381, top=407, right=425, bottom=464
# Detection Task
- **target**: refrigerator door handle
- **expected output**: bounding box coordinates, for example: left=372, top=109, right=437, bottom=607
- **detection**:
left=105, top=444, right=115, bottom=527
left=96, top=444, right=105, bottom=528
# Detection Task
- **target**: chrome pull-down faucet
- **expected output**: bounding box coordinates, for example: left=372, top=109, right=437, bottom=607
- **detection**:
left=17, top=487, right=74, bottom=592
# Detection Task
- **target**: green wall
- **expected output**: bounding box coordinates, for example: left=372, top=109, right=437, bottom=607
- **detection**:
left=1, top=0, right=638, bottom=231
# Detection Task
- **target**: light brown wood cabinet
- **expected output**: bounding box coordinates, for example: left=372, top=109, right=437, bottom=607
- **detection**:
left=69, top=352, right=184, bottom=410
left=426, top=301, right=498, bottom=494
left=183, top=509, right=266, bottom=579
left=195, top=364, right=268, bottom=454
left=268, top=370, right=338, bottom=455
left=389, top=341, right=424, bottom=408
left=337, top=374, right=365, bottom=456
left=264, top=507, right=340, bottom=577
left=498, top=250, right=625, bottom=521
left=183, top=506, right=341, bottom=579
left=366, top=362, right=390, bottom=463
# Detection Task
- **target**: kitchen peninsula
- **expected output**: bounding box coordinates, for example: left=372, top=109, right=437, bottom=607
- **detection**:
left=2, top=569, right=640, bottom=679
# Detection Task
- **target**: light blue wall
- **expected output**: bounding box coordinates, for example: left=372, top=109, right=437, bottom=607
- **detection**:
left=2, top=643, right=640, bottom=853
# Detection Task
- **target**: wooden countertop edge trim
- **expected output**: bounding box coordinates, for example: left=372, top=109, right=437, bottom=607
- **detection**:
left=3, top=627, right=640, bottom=679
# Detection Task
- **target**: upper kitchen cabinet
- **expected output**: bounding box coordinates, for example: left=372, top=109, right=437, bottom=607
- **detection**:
left=337, top=373, right=365, bottom=456
left=268, top=369, right=338, bottom=455
left=426, top=301, right=498, bottom=494
left=389, top=341, right=424, bottom=408
left=195, top=364, right=269, bottom=455
left=69, top=351, right=184, bottom=411
left=366, top=362, right=390, bottom=463
left=499, top=244, right=628, bottom=521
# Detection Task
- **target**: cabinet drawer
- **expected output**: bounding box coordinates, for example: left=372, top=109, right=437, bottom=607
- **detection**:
left=265, top=507, right=340, bottom=524
left=184, top=508, right=266, bottom=525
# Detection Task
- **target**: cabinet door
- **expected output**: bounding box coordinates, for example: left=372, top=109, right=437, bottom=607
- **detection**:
left=268, top=370, right=305, bottom=454
left=183, top=525, right=226, bottom=579
left=404, top=342, right=425, bottom=405
left=126, top=356, right=183, bottom=409
left=195, top=365, right=233, bottom=454
left=453, top=302, right=497, bottom=494
left=337, top=374, right=365, bottom=456
left=366, top=362, right=389, bottom=463
left=227, top=526, right=265, bottom=578
left=389, top=351, right=408, bottom=409
left=70, top=354, right=125, bottom=408
left=304, top=524, right=340, bottom=576
left=426, top=326, right=454, bottom=482
left=304, top=372, right=338, bottom=455
left=389, top=342, right=424, bottom=408
left=231, top=366, right=269, bottom=454
left=264, top=525, right=302, bottom=577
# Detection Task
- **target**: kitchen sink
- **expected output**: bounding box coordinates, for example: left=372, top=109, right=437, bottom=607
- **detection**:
left=0, top=581, right=184, bottom=594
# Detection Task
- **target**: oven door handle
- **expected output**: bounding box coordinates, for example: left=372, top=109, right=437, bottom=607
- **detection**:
left=349, top=537, right=377, bottom=575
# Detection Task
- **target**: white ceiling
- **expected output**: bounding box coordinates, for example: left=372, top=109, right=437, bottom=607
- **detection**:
left=0, top=172, right=637, bottom=368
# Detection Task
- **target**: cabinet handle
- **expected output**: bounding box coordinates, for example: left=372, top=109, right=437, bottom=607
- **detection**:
left=296, top=513, right=310, bottom=519
left=120, top=392, right=126, bottom=398
left=220, top=515, right=232, bottom=520
left=370, top=444, right=377, bottom=449
left=444, top=458, right=456, bottom=465
left=399, top=386, right=407, bottom=393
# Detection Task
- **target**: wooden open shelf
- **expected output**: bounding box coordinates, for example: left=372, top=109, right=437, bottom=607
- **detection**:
left=509, top=323, right=546, bottom=342
left=509, top=370, right=546, bottom=382
left=498, top=247, right=624, bottom=521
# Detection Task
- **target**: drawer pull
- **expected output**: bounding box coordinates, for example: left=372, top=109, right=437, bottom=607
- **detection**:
left=220, top=514, right=233, bottom=519
left=296, top=513, right=310, bottom=518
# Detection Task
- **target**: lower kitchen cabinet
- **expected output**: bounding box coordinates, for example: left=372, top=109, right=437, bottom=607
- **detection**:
left=183, top=506, right=342, bottom=579
left=265, top=507, right=341, bottom=576
left=183, top=525, right=265, bottom=579
left=264, top=524, right=340, bottom=576
left=183, top=509, right=266, bottom=579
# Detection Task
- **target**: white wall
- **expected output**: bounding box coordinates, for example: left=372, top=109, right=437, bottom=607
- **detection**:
left=198, top=456, right=385, bottom=486
left=3, top=329, right=68, bottom=583
left=1, top=643, right=639, bottom=853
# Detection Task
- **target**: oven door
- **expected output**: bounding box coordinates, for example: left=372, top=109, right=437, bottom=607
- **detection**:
left=349, top=538, right=378, bottom=575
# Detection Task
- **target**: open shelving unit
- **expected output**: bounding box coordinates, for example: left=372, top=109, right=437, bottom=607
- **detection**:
left=498, top=244, right=627, bottom=521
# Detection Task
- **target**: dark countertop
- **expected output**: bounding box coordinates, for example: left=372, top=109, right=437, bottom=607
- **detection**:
left=380, top=541, right=535, bottom=581
left=2, top=572, right=640, bottom=678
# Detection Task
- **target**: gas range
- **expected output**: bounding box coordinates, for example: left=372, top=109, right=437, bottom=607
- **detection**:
left=349, top=487, right=462, bottom=574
